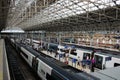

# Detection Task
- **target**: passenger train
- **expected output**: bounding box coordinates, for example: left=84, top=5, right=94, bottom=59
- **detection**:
left=49, top=42, right=120, bottom=70
left=9, top=38, right=100, bottom=80
left=66, top=43, right=120, bottom=70
left=25, top=38, right=41, bottom=50
left=23, top=39, right=120, bottom=70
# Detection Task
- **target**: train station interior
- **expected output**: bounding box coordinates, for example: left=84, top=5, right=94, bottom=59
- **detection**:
left=0, top=0, right=120, bottom=80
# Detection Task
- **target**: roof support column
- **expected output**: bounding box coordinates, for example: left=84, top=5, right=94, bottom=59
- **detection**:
left=29, top=6, right=31, bottom=18
left=34, top=1, right=37, bottom=13
left=116, top=9, right=118, bottom=19
left=58, top=32, right=62, bottom=45
left=89, top=32, right=95, bottom=47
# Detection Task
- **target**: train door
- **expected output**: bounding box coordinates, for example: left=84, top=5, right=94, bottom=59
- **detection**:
left=94, top=55, right=103, bottom=69
left=32, top=56, right=38, bottom=72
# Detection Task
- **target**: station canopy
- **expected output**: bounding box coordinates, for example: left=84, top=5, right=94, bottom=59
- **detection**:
left=1, top=27, right=24, bottom=33
left=6, top=0, right=120, bottom=32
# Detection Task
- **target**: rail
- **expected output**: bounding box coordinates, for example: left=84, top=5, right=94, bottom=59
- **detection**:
left=5, top=39, right=25, bottom=80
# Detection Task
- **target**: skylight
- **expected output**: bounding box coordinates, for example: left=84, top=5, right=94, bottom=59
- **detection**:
left=16, top=0, right=120, bottom=28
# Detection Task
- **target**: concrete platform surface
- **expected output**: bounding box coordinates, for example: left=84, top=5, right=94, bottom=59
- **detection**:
left=0, top=39, right=3, bottom=80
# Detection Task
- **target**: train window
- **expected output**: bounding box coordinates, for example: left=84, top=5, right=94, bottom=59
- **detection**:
left=60, top=49, right=69, bottom=53
left=21, top=52, right=28, bottom=59
left=41, top=69, right=45, bottom=76
left=105, top=57, right=111, bottom=61
left=70, top=51, right=77, bottom=56
left=95, top=55, right=103, bottom=69
left=65, top=50, right=69, bottom=53
left=49, top=44, right=58, bottom=51
left=83, top=53, right=90, bottom=60
left=60, top=49, right=64, bottom=52
left=114, top=63, right=120, bottom=67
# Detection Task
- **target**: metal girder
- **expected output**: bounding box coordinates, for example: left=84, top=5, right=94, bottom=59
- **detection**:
left=0, top=0, right=10, bottom=31
left=5, top=0, right=120, bottom=32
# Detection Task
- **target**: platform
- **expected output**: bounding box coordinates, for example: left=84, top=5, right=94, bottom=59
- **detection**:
left=0, top=39, right=10, bottom=80
left=0, top=39, right=3, bottom=80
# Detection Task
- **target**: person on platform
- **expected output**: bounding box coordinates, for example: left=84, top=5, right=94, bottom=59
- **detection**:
left=77, top=56, right=81, bottom=66
left=91, top=50, right=96, bottom=72
left=91, top=57, right=95, bottom=72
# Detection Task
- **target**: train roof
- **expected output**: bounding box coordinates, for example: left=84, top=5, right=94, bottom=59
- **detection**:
left=76, top=48, right=93, bottom=52
left=18, top=43, right=100, bottom=80
left=20, top=44, right=39, bottom=57
left=48, top=42, right=59, bottom=46
left=95, top=51, right=120, bottom=59
left=63, top=43, right=120, bottom=57
left=47, top=42, right=120, bottom=59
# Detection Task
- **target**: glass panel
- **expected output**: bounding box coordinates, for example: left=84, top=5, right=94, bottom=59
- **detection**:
left=95, top=55, right=103, bottom=69
left=116, top=0, right=120, bottom=4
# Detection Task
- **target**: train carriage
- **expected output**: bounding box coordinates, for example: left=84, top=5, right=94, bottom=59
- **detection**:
left=11, top=38, right=99, bottom=80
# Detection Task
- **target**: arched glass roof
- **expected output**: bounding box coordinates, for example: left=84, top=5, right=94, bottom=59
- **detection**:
left=7, top=0, right=120, bottom=31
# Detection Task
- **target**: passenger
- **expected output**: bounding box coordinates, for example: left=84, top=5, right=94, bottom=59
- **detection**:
left=55, top=51, right=58, bottom=58
left=50, top=50, right=52, bottom=54
left=91, top=57, right=95, bottom=72
left=64, top=57, right=68, bottom=64
left=64, top=53, right=69, bottom=64
left=86, top=56, right=89, bottom=60
left=77, top=56, right=81, bottom=66
left=81, top=60, right=86, bottom=69
left=32, top=45, right=34, bottom=48
left=86, top=56, right=91, bottom=69
left=62, top=51, right=65, bottom=58
left=47, top=49, right=49, bottom=53
left=64, top=53, right=68, bottom=64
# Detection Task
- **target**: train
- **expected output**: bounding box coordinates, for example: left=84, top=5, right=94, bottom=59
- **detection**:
left=22, top=38, right=120, bottom=70
left=47, top=43, right=58, bottom=52
left=65, top=43, right=120, bottom=70
left=9, top=38, right=100, bottom=80
left=25, top=39, right=41, bottom=50
left=69, top=48, right=120, bottom=70
left=25, top=39, right=58, bottom=51
left=48, top=42, right=120, bottom=70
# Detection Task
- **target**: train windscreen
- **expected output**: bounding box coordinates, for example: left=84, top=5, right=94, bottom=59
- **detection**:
left=83, top=53, right=90, bottom=60
left=60, top=49, right=65, bottom=52
left=60, top=49, right=69, bottom=53
left=95, top=55, right=103, bottom=69
left=70, top=50, right=77, bottom=56
left=49, top=44, right=58, bottom=52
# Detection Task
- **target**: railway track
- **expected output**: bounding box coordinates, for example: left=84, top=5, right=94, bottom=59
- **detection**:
left=5, top=39, right=41, bottom=80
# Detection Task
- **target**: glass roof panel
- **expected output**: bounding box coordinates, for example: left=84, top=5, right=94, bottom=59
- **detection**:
left=117, top=0, right=120, bottom=4
left=81, top=5, right=89, bottom=10
left=89, top=3, right=95, bottom=8
left=78, top=2, right=84, bottom=6
left=80, top=10, right=86, bottom=14
left=46, top=0, right=117, bottom=22
left=90, top=7, right=98, bottom=11
left=15, top=0, right=120, bottom=28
